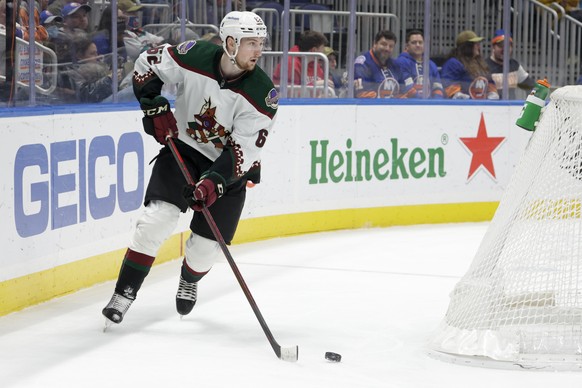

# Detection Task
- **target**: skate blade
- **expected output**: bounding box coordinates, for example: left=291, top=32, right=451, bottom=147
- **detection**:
left=103, top=318, right=116, bottom=332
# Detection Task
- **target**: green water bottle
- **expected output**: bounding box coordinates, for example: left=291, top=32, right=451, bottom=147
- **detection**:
left=515, top=79, right=551, bottom=131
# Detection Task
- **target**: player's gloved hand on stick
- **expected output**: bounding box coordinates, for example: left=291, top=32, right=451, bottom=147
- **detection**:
left=183, top=174, right=225, bottom=211
left=140, top=96, right=178, bottom=145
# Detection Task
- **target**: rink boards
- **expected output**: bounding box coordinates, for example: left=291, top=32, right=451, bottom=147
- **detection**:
left=0, top=100, right=530, bottom=315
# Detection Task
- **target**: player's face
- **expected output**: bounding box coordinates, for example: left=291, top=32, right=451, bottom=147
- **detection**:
left=235, top=37, right=265, bottom=71
left=406, top=34, right=424, bottom=58
left=373, top=37, right=395, bottom=65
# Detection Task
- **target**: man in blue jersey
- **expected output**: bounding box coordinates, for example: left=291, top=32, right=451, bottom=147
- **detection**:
left=395, top=29, right=444, bottom=99
left=354, top=30, right=412, bottom=98
left=102, top=11, right=279, bottom=326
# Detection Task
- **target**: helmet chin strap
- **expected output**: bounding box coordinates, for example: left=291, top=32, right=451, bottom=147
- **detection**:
left=224, top=39, right=242, bottom=70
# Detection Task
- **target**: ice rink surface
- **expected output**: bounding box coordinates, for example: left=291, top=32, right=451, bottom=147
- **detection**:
left=2, top=223, right=581, bottom=388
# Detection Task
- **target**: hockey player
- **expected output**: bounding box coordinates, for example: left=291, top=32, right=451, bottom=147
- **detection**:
left=102, top=11, right=278, bottom=325
left=394, top=30, right=444, bottom=99
left=354, top=30, right=413, bottom=98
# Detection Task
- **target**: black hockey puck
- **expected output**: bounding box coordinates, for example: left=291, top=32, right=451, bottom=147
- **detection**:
left=325, top=352, right=341, bottom=362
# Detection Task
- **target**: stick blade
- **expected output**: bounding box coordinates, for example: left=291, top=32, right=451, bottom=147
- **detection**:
left=279, top=345, right=299, bottom=362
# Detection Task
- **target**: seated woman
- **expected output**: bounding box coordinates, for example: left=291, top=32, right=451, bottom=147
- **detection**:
left=57, top=35, right=119, bottom=103
left=441, top=30, right=499, bottom=100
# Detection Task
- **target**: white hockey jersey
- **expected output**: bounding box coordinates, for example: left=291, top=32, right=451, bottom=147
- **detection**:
left=133, top=40, right=279, bottom=184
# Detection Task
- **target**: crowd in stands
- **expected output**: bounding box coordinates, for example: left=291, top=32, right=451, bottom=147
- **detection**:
left=3, top=0, right=582, bottom=104
left=1, top=0, right=221, bottom=105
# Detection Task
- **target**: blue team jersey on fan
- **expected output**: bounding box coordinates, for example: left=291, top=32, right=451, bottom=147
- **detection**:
left=394, top=52, right=444, bottom=99
left=354, top=49, right=411, bottom=98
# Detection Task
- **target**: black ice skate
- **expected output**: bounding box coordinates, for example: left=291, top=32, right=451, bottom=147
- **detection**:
left=102, top=287, right=135, bottom=328
left=176, top=276, right=197, bottom=316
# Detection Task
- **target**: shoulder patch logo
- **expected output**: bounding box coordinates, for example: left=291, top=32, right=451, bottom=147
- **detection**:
left=355, top=55, right=366, bottom=65
left=265, top=88, right=279, bottom=109
left=177, top=40, right=197, bottom=54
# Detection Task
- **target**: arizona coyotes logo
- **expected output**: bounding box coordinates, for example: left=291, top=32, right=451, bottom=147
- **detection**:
left=187, top=98, right=229, bottom=148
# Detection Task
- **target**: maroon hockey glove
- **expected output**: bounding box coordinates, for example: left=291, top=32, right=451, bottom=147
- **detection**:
left=183, top=176, right=225, bottom=211
left=140, top=96, right=178, bottom=145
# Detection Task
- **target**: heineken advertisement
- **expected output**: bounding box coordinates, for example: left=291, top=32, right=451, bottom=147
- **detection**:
left=309, top=138, right=446, bottom=184
left=243, top=103, right=532, bottom=218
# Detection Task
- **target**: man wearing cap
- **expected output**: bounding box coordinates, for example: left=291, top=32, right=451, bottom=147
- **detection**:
left=61, top=2, right=91, bottom=33
left=48, top=2, right=91, bottom=64
left=40, top=10, right=63, bottom=39
left=323, top=46, right=344, bottom=94
left=485, top=29, right=535, bottom=99
left=441, top=30, right=499, bottom=99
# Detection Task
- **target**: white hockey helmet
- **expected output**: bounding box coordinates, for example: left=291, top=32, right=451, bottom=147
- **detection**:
left=220, top=11, right=268, bottom=64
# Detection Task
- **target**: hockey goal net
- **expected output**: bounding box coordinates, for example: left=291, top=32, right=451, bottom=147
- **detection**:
left=430, top=85, right=582, bottom=370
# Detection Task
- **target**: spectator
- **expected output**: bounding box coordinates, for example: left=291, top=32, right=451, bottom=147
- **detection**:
left=50, top=2, right=92, bottom=64
left=441, top=30, right=499, bottom=99
left=118, top=0, right=164, bottom=62
left=19, top=0, right=49, bottom=41
left=40, top=9, right=63, bottom=40
left=47, top=0, right=89, bottom=21
left=485, top=29, right=536, bottom=99
left=62, top=1, right=90, bottom=32
left=539, top=0, right=582, bottom=21
left=323, top=46, right=345, bottom=96
left=566, top=0, right=582, bottom=21
left=92, top=5, right=128, bottom=64
left=354, top=30, right=412, bottom=98
left=395, top=29, right=444, bottom=99
left=57, top=35, right=119, bottom=103
left=273, top=30, right=329, bottom=87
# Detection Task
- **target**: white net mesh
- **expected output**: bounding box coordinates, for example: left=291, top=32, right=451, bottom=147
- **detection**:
left=430, top=85, right=582, bottom=370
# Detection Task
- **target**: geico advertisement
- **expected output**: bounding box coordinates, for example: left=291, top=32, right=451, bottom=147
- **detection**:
left=242, top=104, right=532, bottom=218
left=2, top=104, right=531, bottom=281
left=1, top=112, right=166, bottom=281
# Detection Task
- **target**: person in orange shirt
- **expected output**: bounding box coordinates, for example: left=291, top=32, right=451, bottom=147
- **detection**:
left=273, top=30, right=328, bottom=87
left=19, top=0, right=48, bottom=41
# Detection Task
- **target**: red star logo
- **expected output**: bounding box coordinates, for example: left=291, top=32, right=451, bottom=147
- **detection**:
left=460, top=113, right=505, bottom=180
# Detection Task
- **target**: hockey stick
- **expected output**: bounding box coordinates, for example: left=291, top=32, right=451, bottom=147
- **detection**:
left=166, top=137, right=298, bottom=362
